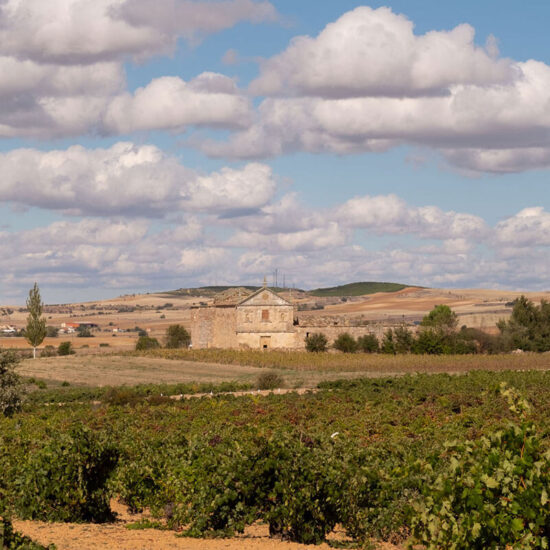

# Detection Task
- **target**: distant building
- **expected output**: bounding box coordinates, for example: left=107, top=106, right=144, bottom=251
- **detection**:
left=191, top=284, right=296, bottom=350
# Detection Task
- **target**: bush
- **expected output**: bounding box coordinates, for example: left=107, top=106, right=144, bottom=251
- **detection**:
left=57, top=341, right=75, bottom=356
left=13, top=424, right=118, bottom=522
left=0, top=516, right=54, bottom=549
left=135, top=336, right=161, bottom=351
left=333, top=333, right=358, bottom=353
left=14, top=425, right=118, bottom=522
left=163, top=435, right=340, bottom=544
left=257, top=371, right=284, bottom=390
left=165, top=325, right=191, bottom=349
left=40, top=345, right=57, bottom=357
left=357, top=333, right=379, bottom=353
left=305, top=333, right=328, bottom=352
left=0, top=351, right=22, bottom=416
left=412, top=385, right=550, bottom=549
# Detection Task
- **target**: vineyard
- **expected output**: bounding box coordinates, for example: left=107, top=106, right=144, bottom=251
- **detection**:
left=3, top=369, right=550, bottom=548
left=130, top=347, right=550, bottom=372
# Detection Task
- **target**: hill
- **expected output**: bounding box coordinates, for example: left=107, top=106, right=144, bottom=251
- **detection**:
left=309, top=281, right=410, bottom=297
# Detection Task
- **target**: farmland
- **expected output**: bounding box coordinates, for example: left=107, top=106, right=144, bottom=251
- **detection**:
left=4, top=364, right=550, bottom=548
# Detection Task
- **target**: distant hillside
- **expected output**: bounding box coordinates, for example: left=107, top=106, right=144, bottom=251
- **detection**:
left=163, top=285, right=303, bottom=298
left=309, top=282, right=409, bottom=297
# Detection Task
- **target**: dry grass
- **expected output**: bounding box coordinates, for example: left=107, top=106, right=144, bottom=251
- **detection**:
left=132, top=348, right=550, bottom=373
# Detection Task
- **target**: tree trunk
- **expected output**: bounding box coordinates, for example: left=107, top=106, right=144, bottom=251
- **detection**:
left=33, top=347, right=36, bottom=359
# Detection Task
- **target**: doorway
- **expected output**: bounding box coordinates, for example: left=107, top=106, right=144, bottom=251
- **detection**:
left=260, top=336, right=271, bottom=349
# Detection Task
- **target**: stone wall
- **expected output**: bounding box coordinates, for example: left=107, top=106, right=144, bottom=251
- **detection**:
left=237, top=331, right=297, bottom=349
left=236, top=303, right=294, bottom=334
left=191, top=306, right=237, bottom=348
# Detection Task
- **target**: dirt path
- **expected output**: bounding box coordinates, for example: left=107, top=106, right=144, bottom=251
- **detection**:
left=13, top=502, right=401, bottom=550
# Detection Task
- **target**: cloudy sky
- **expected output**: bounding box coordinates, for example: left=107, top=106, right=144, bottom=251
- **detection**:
left=1, top=0, right=550, bottom=304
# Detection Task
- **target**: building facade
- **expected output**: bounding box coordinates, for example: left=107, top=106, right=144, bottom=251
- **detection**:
left=190, top=286, right=396, bottom=350
left=191, top=286, right=297, bottom=349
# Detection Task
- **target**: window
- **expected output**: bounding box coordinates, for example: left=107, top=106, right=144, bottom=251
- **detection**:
left=261, top=309, right=270, bottom=322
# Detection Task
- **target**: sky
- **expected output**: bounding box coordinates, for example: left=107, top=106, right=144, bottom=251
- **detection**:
left=1, top=0, right=550, bottom=304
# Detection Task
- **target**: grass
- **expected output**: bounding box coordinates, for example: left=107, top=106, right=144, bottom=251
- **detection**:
left=131, top=348, right=550, bottom=373
left=17, top=349, right=550, bottom=396
left=309, top=281, right=409, bottom=297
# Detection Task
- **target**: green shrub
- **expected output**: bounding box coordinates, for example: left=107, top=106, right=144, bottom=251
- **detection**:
left=57, top=341, right=75, bottom=356
left=333, top=333, right=358, bottom=353
left=305, top=333, right=328, bottom=352
left=135, top=336, right=160, bottom=351
left=0, top=515, right=55, bottom=549
left=165, top=325, right=191, bottom=349
left=357, top=333, right=379, bottom=353
left=257, top=371, right=284, bottom=390
left=411, top=385, right=550, bottom=549
left=99, top=343, right=110, bottom=347
left=259, top=437, right=341, bottom=544
left=0, top=351, right=22, bottom=417
left=13, top=424, right=118, bottom=522
left=40, top=345, right=57, bottom=357
left=163, top=434, right=340, bottom=544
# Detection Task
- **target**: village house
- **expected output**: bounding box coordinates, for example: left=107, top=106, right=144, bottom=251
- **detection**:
left=191, top=283, right=389, bottom=350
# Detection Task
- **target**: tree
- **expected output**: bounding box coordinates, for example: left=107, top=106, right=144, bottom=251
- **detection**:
left=25, top=283, right=47, bottom=359
left=165, top=325, right=191, bottom=349
left=136, top=336, right=161, bottom=351
left=420, top=304, right=458, bottom=334
left=497, top=296, right=550, bottom=352
left=305, top=333, right=328, bottom=352
left=58, top=341, right=75, bottom=356
left=357, top=333, right=379, bottom=353
left=333, top=333, right=358, bottom=353
left=0, top=350, right=22, bottom=416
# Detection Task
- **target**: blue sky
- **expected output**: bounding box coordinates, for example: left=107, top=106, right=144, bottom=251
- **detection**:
left=0, top=0, right=549, bottom=303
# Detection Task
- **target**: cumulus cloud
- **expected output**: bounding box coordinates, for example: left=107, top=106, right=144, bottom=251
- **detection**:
left=0, top=1, right=272, bottom=138
left=495, top=207, right=550, bottom=247
left=204, top=59, right=550, bottom=168
left=0, top=67, right=253, bottom=138
left=2, top=199, right=550, bottom=301
left=335, top=194, right=488, bottom=240
left=229, top=222, right=350, bottom=252
left=179, top=247, right=230, bottom=273
left=0, top=142, right=276, bottom=216
left=103, top=73, right=252, bottom=134
left=201, top=8, right=550, bottom=173
left=250, top=6, right=516, bottom=98
left=0, top=0, right=277, bottom=64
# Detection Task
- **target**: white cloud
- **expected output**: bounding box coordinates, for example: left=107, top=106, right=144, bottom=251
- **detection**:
left=495, top=207, right=550, bottom=247
left=250, top=6, right=516, bottom=98
left=179, top=247, right=229, bottom=273
left=202, top=9, right=550, bottom=174
left=0, top=0, right=273, bottom=138
left=229, top=222, right=350, bottom=252
left=334, top=194, right=488, bottom=240
left=103, top=73, right=253, bottom=134
left=0, top=0, right=277, bottom=64
left=185, top=163, right=276, bottom=212
left=0, top=142, right=276, bottom=216
left=3, top=200, right=550, bottom=301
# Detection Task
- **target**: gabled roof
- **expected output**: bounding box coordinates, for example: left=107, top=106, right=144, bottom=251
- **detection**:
left=213, top=287, right=253, bottom=306
left=237, top=286, right=292, bottom=307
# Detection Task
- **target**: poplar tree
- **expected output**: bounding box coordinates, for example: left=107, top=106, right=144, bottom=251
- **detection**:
left=25, top=283, right=47, bottom=359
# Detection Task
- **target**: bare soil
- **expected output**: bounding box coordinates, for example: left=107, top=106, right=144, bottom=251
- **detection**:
left=16, top=354, right=398, bottom=389
left=14, top=501, right=401, bottom=550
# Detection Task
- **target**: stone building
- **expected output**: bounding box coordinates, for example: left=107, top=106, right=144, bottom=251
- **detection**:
left=191, top=285, right=406, bottom=350
left=191, top=285, right=297, bottom=349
